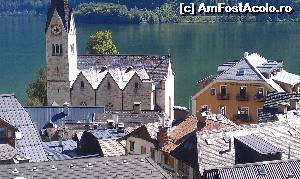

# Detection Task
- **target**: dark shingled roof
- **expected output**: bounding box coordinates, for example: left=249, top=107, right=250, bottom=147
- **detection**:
left=0, top=155, right=172, bottom=179
left=45, top=0, right=72, bottom=33
left=206, top=159, right=300, bottom=179
left=258, top=92, right=300, bottom=122
left=0, top=94, right=48, bottom=162
left=235, top=134, right=282, bottom=155
left=77, top=55, right=171, bottom=83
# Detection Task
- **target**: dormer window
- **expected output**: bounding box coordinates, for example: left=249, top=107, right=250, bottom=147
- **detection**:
left=126, top=66, right=133, bottom=73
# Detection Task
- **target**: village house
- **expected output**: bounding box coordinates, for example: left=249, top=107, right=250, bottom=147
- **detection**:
left=0, top=94, right=48, bottom=163
left=45, top=0, right=174, bottom=120
left=258, top=92, right=300, bottom=122
left=195, top=118, right=300, bottom=178
left=192, top=52, right=300, bottom=124
left=119, top=112, right=236, bottom=178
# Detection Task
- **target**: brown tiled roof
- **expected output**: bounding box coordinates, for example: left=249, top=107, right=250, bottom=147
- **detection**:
left=161, top=116, right=231, bottom=153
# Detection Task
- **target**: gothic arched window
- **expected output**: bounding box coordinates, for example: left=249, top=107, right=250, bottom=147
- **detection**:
left=135, top=82, right=139, bottom=89
left=60, top=44, right=63, bottom=55
left=55, top=44, right=59, bottom=54
left=107, top=81, right=111, bottom=90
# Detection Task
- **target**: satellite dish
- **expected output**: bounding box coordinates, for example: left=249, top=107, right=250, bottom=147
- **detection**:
left=15, top=131, right=23, bottom=140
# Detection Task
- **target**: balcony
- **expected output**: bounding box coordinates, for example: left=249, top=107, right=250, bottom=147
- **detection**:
left=255, top=94, right=266, bottom=102
left=217, top=93, right=229, bottom=100
left=234, top=114, right=251, bottom=122
left=236, top=94, right=249, bottom=101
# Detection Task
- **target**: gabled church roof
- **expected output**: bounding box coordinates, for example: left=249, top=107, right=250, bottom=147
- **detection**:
left=77, top=55, right=171, bottom=83
left=45, top=0, right=72, bottom=33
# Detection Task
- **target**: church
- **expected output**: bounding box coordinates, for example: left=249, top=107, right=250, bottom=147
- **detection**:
left=45, top=0, right=175, bottom=119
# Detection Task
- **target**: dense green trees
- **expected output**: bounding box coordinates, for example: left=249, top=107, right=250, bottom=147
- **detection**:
left=26, top=67, right=47, bottom=106
left=86, top=30, right=119, bottom=55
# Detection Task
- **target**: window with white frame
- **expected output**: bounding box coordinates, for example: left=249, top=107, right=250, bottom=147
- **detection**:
left=219, top=106, right=226, bottom=115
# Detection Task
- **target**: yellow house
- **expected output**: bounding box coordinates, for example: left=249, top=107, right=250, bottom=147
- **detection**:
left=192, top=53, right=300, bottom=124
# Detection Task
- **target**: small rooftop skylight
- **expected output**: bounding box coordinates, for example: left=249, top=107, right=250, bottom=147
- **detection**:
left=236, top=69, right=245, bottom=76
left=69, top=164, right=75, bottom=169
left=125, top=66, right=133, bottom=73
left=258, top=168, right=267, bottom=176
left=87, top=163, right=93, bottom=168
left=12, top=168, right=19, bottom=174
left=205, top=139, right=213, bottom=145
left=51, top=165, right=57, bottom=170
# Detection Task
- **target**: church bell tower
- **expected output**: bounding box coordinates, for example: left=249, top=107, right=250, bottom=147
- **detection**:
left=45, top=0, right=78, bottom=106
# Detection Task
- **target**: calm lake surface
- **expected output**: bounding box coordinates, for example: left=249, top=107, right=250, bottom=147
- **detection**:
left=0, top=16, right=300, bottom=107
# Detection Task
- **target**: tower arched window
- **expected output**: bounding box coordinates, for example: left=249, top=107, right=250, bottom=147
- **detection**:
left=55, top=44, right=59, bottom=54
left=57, top=88, right=60, bottom=94
left=60, top=44, right=63, bottom=55
left=52, top=44, right=55, bottom=55
left=80, top=81, right=85, bottom=89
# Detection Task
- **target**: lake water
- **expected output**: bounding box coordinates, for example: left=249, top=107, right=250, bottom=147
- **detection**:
left=0, top=16, right=300, bottom=107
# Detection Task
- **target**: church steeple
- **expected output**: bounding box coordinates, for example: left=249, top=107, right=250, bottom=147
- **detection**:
left=45, top=0, right=78, bottom=106
left=45, top=0, right=72, bottom=33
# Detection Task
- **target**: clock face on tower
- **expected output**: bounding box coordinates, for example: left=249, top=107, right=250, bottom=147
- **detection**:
left=51, top=25, right=62, bottom=36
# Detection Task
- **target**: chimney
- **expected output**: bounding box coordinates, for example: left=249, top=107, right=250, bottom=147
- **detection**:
left=228, top=138, right=232, bottom=152
left=244, top=52, right=249, bottom=58
left=278, top=103, right=289, bottom=114
left=157, top=126, right=169, bottom=146
left=133, top=102, right=141, bottom=114
left=196, top=112, right=207, bottom=130
left=290, top=98, right=300, bottom=110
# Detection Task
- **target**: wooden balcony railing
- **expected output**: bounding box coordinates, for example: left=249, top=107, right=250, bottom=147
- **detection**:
left=255, top=94, right=266, bottom=102
left=236, top=94, right=249, bottom=101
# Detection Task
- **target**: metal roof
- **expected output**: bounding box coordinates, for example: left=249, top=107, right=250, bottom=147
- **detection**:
left=206, top=159, right=300, bottom=179
left=0, top=155, right=172, bottom=179
left=25, top=106, right=105, bottom=131
left=0, top=94, right=47, bottom=163
left=235, top=134, right=282, bottom=155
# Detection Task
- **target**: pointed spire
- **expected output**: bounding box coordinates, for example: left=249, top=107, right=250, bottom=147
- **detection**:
left=45, top=0, right=72, bottom=33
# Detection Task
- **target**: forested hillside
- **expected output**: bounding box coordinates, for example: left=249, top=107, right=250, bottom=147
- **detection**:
left=0, top=0, right=299, bottom=22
